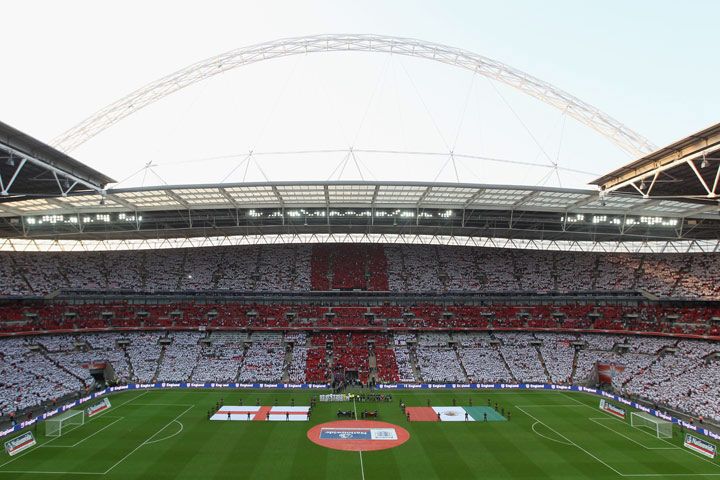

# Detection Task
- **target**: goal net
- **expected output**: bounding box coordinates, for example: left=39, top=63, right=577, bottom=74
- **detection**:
left=45, top=409, right=84, bottom=437
left=630, top=412, right=672, bottom=438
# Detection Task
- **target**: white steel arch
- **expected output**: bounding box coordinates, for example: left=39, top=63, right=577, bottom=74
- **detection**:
left=52, top=34, right=656, bottom=156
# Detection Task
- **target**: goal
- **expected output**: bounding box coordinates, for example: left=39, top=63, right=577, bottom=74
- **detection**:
left=45, top=409, right=85, bottom=437
left=630, top=412, right=672, bottom=439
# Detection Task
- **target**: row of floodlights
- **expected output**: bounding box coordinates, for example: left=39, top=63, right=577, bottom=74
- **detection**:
left=563, top=214, right=679, bottom=227
left=25, top=209, right=457, bottom=226
left=22, top=211, right=679, bottom=227
left=248, top=209, right=455, bottom=219
left=25, top=213, right=143, bottom=226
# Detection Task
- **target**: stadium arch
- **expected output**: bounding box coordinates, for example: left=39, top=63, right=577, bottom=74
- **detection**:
left=52, top=34, right=655, bottom=157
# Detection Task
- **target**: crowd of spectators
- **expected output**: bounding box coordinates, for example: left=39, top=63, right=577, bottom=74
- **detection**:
left=0, top=338, right=87, bottom=416
left=2, top=302, right=720, bottom=338
left=3, top=245, right=720, bottom=298
left=414, top=333, right=467, bottom=382
left=0, top=330, right=718, bottom=423
left=393, top=333, right=417, bottom=382
left=285, top=338, right=308, bottom=383
left=191, top=331, right=245, bottom=382
left=126, top=333, right=163, bottom=383
left=310, top=244, right=389, bottom=291
left=0, top=245, right=312, bottom=295
left=237, top=332, right=285, bottom=383
left=156, top=332, right=202, bottom=382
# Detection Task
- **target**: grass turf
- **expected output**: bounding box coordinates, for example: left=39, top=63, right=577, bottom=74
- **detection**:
left=1, top=389, right=719, bottom=479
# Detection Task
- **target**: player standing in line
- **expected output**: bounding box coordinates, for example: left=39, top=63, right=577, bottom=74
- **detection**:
left=484, top=412, right=488, bottom=422
left=464, top=412, right=469, bottom=421
left=247, top=412, right=251, bottom=421
left=286, top=411, right=290, bottom=421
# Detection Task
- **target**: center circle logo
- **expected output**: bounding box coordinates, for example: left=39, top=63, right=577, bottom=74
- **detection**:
left=307, top=420, right=410, bottom=451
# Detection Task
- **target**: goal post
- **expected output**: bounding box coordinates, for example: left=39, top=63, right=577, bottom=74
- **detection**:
left=45, top=409, right=85, bottom=437
left=630, top=412, right=672, bottom=439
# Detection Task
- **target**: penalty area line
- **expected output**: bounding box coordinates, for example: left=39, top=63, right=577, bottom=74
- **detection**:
left=530, top=421, right=572, bottom=445
left=568, top=401, right=720, bottom=470
left=144, top=420, right=184, bottom=446
left=41, top=417, right=125, bottom=449
left=515, top=406, right=625, bottom=477
left=587, top=417, right=677, bottom=451
left=103, top=405, right=193, bottom=475
left=86, top=390, right=150, bottom=422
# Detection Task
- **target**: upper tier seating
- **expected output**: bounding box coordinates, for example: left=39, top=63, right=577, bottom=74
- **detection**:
left=3, top=244, right=719, bottom=298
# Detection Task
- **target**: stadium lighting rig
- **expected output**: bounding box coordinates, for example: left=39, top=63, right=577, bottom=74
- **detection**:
left=562, top=213, right=678, bottom=227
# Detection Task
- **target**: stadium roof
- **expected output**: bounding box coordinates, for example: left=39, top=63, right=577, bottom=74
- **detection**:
left=0, top=120, right=115, bottom=198
left=593, top=122, right=720, bottom=209
left=0, top=181, right=717, bottom=247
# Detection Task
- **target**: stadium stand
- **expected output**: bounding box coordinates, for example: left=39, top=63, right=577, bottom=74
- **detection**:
left=2, top=245, right=720, bottom=298
left=2, top=301, right=719, bottom=337
left=2, top=244, right=720, bottom=428
left=3, top=330, right=717, bottom=425
left=237, top=332, right=285, bottom=383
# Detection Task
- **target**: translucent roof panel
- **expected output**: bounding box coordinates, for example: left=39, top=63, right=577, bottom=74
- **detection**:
left=276, top=185, right=326, bottom=205
left=420, top=187, right=478, bottom=206
left=468, top=189, right=529, bottom=206
left=114, top=190, right=181, bottom=208
left=1, top=198, right=57, bottom=212
left=523, top=191, right=588, bottom=208
left=53, top=195, right=120, bottom=209
left=642, top=200, right=697, bottom=214
left=173, top=188, right=228, bottom=206
left=328, top=185, right=375, bottom=204
left=0, top=183, right=713, bottom=221
left=582, top=195, right=649, bottom=210
left=374, top=185, right=427, bottom=204
left=224, top=186, right=278, bottom=204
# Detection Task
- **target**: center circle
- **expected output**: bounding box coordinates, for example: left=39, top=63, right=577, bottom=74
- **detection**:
left=307, top=420, right=410, bottom=451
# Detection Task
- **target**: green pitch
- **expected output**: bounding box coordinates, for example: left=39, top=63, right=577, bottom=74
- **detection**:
left=1, top=389, right=719, bottom=479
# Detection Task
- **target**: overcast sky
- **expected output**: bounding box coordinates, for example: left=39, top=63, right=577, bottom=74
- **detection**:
left=2, top=0, right=718, bottom=189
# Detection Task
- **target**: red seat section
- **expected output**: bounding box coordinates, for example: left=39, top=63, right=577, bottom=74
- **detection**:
left=311, top=244, right=389, bottom=291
